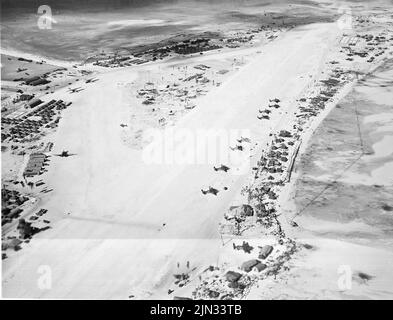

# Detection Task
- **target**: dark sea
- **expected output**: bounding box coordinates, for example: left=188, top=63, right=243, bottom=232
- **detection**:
left=1, top=0, right=336, bottom=61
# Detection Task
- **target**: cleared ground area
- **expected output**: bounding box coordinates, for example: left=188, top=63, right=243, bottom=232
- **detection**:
left=3, top=23, right=341, bottom=298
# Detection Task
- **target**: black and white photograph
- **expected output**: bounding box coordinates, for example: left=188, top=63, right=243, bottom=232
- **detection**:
left=1, top=0, right=393, bottom=304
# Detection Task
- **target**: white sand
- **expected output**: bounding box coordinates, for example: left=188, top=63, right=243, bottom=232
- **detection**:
left=248, top=238, right=393, bottom=300
left=2, top=22, right=344, bottom=298
left=272, top=50, right=393, bottom=300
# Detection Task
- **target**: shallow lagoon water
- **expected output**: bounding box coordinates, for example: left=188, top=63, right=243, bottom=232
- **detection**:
left=295, top=59, right=393, bottom=240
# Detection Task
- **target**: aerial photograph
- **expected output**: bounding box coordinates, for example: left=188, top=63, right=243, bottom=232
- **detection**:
left=1, top=0, right=393, bottom=302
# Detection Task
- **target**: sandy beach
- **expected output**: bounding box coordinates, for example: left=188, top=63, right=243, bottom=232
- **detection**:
left=260, top=59, right=393, bottom=300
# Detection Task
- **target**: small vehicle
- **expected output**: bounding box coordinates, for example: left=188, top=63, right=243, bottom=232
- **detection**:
left=230, top=145, right=243, bottom=151
left=36, top=209, right=48, bottom=216
left=54, top=150, right=76, bottom=157
left=67, top=87, right=84, bottom=93
left=237, top=137, right=251, bottom=143
left=201, top=186, right=219, bottom=196
left=85, top=78, right=98, bottom=83
left=213, top=165, right=230, bottom=172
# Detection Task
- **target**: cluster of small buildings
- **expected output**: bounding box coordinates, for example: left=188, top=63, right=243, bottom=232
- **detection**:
left=169, top=39, right=221, bottom=55
left=12, top=75, right=51, bottom=86
left=254, top=131, right=295, bottom=186
left=8, top=119, right=42, bottom=141
left=2, top=205, right=49, bottom=258
left=194, top=64, right=210, bottom=71
left=136, top=38, right=222, bottom=60
left=91, top=37, right=223, bottom=68
left=92, top=56, right=147, bottom=68
left=183, top=73, right=203, bottom=82
left=2, top=99, right=69, bottom=142
left=1, top=188, right=29, bottom=226
left=222, top=128, right=298, bottom=237
left=23, top=152, right=47, bottom=177
left=219, top=129, right=296, bottom=238
left=136, top=76, right=209, bottom=111
left=296, top=68, right=348, bottom=120
left=341, top=28, right=393, bottom=63
left=224, top=34, right=255, bottom=48
left=137, top=87, right=159, bottom=105
left=16, top=218, right=35, bottom=239
left=191, top=240, right=280, bottom=299
left=12, top=93, right=34, bottom=104
left=194, top=108, right=301, bottom=299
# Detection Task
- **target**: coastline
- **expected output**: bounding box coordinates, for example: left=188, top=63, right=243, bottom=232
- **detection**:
left=2, top=22, right=345, bottom=298
left=261, top=58, right=393, bottom=300
left=2, top=2, right=393, bottom=299
left=0, top=47, right=80, bottom=69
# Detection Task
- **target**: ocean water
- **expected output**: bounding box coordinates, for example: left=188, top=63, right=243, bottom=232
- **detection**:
left=294, top=59, right=393, bottom=240
left=0, top=0, right=336, bottom=61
